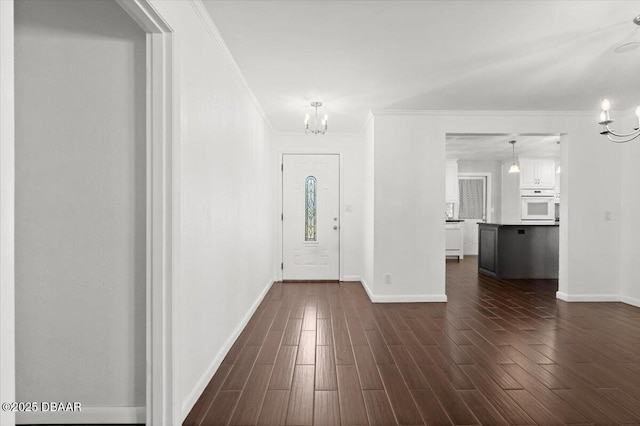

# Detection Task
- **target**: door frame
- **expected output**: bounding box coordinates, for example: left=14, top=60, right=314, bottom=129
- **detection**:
left=0, top=1, right=178, bottom=424
left=279, top=153, right=342, bottom=281
left=116, top=1, right=178, bottom=424
left=458, top=172, right=492, bottom=255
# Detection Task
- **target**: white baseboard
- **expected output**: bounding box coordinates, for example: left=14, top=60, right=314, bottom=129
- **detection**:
left=370, top=293, right=448, bottom=303
left=340, top=275, right=361, bottom=282
left=180, top=278, right=275, bottom=421
left=556, top=292, right=621, bottom=302
left=621, top=295, right=640, bottom=308
left=557, top=292, right=640, bottom=309
left=360, top=277, right=375, bottom=302
left=358, top=276, right=447, bottom=303
left=16, top=406, right=144, bottom=424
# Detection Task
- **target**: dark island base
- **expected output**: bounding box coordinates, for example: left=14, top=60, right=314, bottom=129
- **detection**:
left=478, top=223, right=559, bottom=279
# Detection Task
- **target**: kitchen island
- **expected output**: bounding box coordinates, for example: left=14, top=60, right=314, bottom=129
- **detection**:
left=478, top=222, right=559, bottom=279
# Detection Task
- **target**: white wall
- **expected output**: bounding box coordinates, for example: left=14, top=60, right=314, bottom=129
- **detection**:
left=14, top=0, right=146, bottom=421
left=373, top=115, right=447, bottom=301
left=272, top=133, right=365, bottom=280
left=362, top=116, right=375, bottom=293
left=0, top=2, right=16, bottom=425
left=560, top=126, right=620, bottom=300
left=148, top=1, right=276, bottom=421
left=501, top=160, right=521, bottom=222
left=371, top=111, right=622, bottom=302
left=457, top=160, right=502, bottom=223
left=620, top=111, right=640, bottom=307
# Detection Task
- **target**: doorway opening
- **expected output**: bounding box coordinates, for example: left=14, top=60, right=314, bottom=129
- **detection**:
left=445, top=133, right=561, bottom=294
left=3, top=1, right=176, bottom=425
left=14, top=1, right=147, bottom=424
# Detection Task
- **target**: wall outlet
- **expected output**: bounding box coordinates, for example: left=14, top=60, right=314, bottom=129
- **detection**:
left=384, top=273, right=392, bottom=285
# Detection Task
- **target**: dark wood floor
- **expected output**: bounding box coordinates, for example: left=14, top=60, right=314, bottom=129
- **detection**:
left=184, top=257, right=640, bottom=425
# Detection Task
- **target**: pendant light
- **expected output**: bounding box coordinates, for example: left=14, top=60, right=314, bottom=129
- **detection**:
left=508, top=140, right=520, bottom=173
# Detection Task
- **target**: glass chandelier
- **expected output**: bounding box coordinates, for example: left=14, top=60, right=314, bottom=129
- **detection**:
left=304, top=101, right=328, bottom=135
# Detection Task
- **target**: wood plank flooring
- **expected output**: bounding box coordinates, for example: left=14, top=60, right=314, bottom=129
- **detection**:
left=184, top=257, right=640, bottom=425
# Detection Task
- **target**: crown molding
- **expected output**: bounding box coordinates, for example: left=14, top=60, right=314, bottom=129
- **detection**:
left=358, top=110, right=375, bottom=136
left=370, top=109, right=596, bottom=117
left=618, top=105, right=640, bottom=116
left=189, top=0, right=275, bottom=135
left=116, top=0, right=172, bottom=33
left=274, top=131, right=363, bottom=139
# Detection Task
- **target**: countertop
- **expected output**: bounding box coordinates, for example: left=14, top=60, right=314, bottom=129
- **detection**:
left=481, top=222, right=559, bottom=226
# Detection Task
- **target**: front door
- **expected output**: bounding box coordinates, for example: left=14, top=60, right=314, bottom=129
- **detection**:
left=459, top=175, right=488, bottom=255
left=282, top=154, right=340, bottom=280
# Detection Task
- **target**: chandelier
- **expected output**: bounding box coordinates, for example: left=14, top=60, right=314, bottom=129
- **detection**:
left=598, top=15, right=640, bottom=143
left=598, top=99, right=640, bottom=143
left=304, top=101, right=328, bottom=135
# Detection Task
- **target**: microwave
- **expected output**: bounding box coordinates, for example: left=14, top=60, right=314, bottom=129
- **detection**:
left=521, top=189, right=555, bottom=221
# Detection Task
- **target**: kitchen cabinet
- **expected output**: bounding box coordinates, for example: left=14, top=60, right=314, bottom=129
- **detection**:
left=519, top=158, right=556, bottom=188
left=445, top=160, right=459, bottom=203
left=554, top=170, right=560, bottom=202
left=446, top=221, right=463, bottom=259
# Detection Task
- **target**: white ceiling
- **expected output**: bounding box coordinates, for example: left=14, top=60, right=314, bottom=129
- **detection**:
left=202, top=1, right=640, bottom=133
left=446, top=134, right=561, bottom=161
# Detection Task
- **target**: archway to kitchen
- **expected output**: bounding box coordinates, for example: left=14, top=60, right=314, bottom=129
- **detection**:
left=445, top=133, right=563, bottom=297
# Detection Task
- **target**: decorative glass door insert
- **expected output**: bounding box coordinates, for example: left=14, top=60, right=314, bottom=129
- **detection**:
left=305, top=176, right=317, bottom=241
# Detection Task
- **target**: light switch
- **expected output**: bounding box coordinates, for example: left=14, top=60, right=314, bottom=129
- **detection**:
left=605, top=211, right=611, bottom=221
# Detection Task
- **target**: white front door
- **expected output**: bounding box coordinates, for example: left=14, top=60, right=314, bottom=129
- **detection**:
left=459, top=175, right=488, bottom=256
left=282, top=154, right=340, bottom=280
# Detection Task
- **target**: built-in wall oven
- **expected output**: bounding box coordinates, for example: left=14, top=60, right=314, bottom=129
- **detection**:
left=521, top=189, right=555, bottom=221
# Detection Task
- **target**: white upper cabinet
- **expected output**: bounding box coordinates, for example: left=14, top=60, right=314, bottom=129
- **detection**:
left=537, top=160, right=556, bottom=187
left=445, top=159, right=459, bottom=203
left=519, top=158, right=556, bottom=189
left=519, top=160, right=537, bottom=188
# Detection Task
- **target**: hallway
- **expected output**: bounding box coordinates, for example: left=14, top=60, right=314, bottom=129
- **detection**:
left=185, top=258, right=640, bottom=425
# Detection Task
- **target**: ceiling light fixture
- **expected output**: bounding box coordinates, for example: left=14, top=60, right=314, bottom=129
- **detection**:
left=508, top=140, right=520, bottom=173
left=304, top=101, right=328, bottom=135
left=598, top=98, right=640, bottom=143
left=598, top=15, right=640, bottom=143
